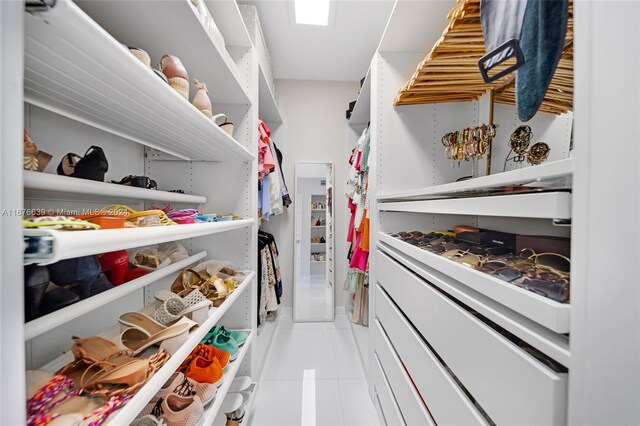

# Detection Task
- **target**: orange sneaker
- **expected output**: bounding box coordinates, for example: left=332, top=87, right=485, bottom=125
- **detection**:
left=180, top=343, right=229, bottom=370
left=182, top=356, right=223, bottom=386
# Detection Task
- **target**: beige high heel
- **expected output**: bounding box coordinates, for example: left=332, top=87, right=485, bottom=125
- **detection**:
left=159, top=55, right=189, bottom=100
left=192, top=79, right=213, bottom=118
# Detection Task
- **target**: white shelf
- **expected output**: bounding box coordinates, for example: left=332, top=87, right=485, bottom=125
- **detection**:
left=24, top=251, right=208, bottom=341
left=311, top=226, right=326, bottom=229
left=40, top=271, right=256, bottom=425
left=312, top=209, right=326, bottom=212
left=24, top=218, right=254, bottom=265
left=258, top=64, right=282, bottom=123
left=379, top=192, right=571, bottom=220
left=202, top=333, right=255, bottom=425
left=379, top=159, right=574, bottom=201
left=349, top=69, right=371, bottom=126
left=203, top=0, right=252, bottom=47
left=24, top=171, right=207, bottom=204
left=311, top=260, right=326, bottom=263
left=378, top=233, right=571, bottom=334
left=25, top=0, right=253, bottom=162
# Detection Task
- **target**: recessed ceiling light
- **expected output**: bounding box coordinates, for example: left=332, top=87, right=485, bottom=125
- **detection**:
left=294, top=0, right=331, bottom=26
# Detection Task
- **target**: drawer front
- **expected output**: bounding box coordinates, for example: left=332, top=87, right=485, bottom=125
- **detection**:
left=376, top=250, right=568, bottom=425
left=373, top=319, right=435, bottom=426
left=376, top=284, right=488, bottom=425
left=371, top=352, right=406, bottom=426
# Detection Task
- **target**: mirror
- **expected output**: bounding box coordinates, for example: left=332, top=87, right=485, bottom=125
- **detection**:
left=293, top=162, right=334, bottom=322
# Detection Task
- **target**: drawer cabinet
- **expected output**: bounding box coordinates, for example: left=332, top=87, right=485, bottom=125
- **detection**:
left=376, top=284, right=488, bottom=425
left=373, top=319, right=435, bottom=426
left=376, top=249, right=568, bottom=425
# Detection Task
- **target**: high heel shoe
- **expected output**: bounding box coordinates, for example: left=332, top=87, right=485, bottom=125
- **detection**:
left=159, top=55, right=189, bottom=100
left=192, top=79, right=213, bottom=118
left=99, top=250, right=129, bottom=286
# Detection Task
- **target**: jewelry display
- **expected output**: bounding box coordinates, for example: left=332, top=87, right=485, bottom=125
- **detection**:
left=441, top=123, right=497, bottom=177
left=504, top=125, right=551, bottom=170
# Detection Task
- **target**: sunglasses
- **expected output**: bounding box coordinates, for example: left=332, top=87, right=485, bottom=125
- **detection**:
left=519, top=248, right=571, bottom=278
left=521, top=277, right=570, bottom=303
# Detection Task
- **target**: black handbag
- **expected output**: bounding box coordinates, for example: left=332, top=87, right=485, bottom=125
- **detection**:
left=57, top=146, right=108, bottom=181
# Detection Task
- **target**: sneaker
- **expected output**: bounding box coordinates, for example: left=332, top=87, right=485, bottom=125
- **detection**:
left=137, top=372, right=217, bottom=418
left=207, top=326, right=249, bottom=347
left=201, top=328, right=239, bottom=360
left=151, top=394, right=204, bottom=426
left=180, top=343, right=230, bottom=370
left=182, top=356, right=224, bottom=386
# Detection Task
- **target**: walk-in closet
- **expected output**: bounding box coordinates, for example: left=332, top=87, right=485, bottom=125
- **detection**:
left=1, top=0, right=638, bottom=425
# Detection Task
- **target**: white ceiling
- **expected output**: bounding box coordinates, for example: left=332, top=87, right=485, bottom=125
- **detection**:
left=239, top=0, right=395, bottom=81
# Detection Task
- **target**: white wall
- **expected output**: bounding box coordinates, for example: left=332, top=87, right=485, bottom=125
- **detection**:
left=271, top=79, right=358, bottom=311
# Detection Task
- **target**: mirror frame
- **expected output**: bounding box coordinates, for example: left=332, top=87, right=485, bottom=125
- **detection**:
left=292, top=161, right=335, bottom=323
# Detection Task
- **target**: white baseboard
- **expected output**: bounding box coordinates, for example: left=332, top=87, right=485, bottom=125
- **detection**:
left=281, top=307, right=293, bottom=316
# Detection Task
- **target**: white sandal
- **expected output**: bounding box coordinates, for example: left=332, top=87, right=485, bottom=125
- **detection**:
left=118, top=322, right=191, bottom=355
left=154, top=289, right=211, bottom=326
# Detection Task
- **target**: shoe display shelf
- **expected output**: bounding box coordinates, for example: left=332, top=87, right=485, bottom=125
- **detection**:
left=24, top=218, right=254, bottom=265
left=201, top=332, right=255, bottom=425
left=25, top=251, right=208, bottom=341
left=24, top=171, right=208, bottom=204
left=24, top=0, right=253, bottom=162
left=40, top=271, right=255, bottom=426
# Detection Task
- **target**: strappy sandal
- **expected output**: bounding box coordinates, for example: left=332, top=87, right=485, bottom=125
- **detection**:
left=170, top=268, right=227, bottom=306
left=80, top=351, right=170, bottom=397
left=159, top=55, right=189, bottom=100
left=57, top=336, right=136, bottom=388
left=119, top=322, right=191, bottom=355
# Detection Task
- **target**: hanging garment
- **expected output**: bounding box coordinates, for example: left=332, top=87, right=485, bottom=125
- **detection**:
left=268, top=142, right=283, bottom=216
left=273, top=141, right=292, bottom=208
left=515, top=0, right=569, bottom=121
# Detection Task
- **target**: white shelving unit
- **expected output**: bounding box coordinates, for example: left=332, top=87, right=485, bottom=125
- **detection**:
left=40, top=272, right=255, bottom=425
left=24, top=0, right=253, bottom=162
left=3, top=0, right=266, bottom=423
left=258, top=64, right=283, bottom=123
left=362, top=2, right=587, bottom=425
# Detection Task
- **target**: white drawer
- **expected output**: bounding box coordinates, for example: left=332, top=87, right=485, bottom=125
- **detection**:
left=371, top=352, right=406, bottom=426
left=376, top=250, right=568, bottom=425
left=375, top=284, right=488, bottom=425
left=373, top=319, right=435, bottom=426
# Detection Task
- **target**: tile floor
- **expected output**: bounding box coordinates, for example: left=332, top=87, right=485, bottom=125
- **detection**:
left=249, top=314, right=378, bottom=426
left=294, top=275, right=333, bottom=322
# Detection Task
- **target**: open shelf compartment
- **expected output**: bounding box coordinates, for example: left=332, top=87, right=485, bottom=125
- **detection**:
left=25, top=251, right=208, bottom=340
left=24, top=171, right=207, bottom=204
left=379, top=159, right=574, bottom=202
left=377, top=232, right=571, bottom=334
left=39, top=271, right=256, bottom=425
left=24, top=0, right=253, bottom=162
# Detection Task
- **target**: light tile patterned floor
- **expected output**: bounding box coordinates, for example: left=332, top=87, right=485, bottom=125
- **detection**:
left=250, top=314, right=378, bottom=426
